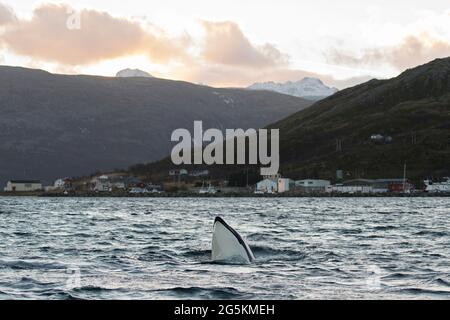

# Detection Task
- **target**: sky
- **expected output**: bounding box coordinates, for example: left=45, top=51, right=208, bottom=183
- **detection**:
left=0, top=0, right=449, bottom=89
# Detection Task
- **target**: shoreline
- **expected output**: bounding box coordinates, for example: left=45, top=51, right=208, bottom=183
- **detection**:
left=1, top=192, right=449, bottom=198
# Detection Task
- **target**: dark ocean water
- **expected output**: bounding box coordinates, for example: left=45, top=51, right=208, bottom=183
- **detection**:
left=0, top=197, right=449, bottom=300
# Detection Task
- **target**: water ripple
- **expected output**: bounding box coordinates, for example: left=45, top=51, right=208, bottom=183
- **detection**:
left=0, top=196, right=449, bottom=299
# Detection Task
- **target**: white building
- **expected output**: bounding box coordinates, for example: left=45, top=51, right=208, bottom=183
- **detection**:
left=294, top=179, right=330, bottom=193
left=295, top=179, right=330, bottom=188
left=424, top=178, right=450, bottom=193
left=326, top=185, right=373, bottom=194
left=4, top=180, right=42, bottom=192
left=256, top=179, right=278, bottom=193
left=326, top=179, right=398, bottom=194
left=54, top=178, right=72, bottom=189
left=91, top=175, right=111, bottom=192
left=278, top=178, right=294, bottom=193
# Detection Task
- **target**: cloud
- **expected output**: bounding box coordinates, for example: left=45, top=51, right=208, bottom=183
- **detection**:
left=201, top=21, right=289, bottom=68
left=0, top=3, right=371, bottom=89
left=327, top=33, right=450, bottom=71
left=0, top=4, right=189, bottom=65
left=0, top=2, right=15, bottom=25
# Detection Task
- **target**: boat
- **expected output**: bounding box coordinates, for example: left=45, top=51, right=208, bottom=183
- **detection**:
left=424, top=177, right=450, bottom=193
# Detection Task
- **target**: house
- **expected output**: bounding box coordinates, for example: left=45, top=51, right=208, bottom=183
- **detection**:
left=256, top=179, right=278, bottom=193
left=295, top=179, right=330, bottom=192
left=109, top=176, right=140, bottom=190
left=278, top=178, right=294, bottom=193
left=54, top=178, right=72, bottom=190
left=4, top=180, right=42, bottom=192
left=110, top=177, right=126, bottom=190
left=91, top=175, right=111, bottom=192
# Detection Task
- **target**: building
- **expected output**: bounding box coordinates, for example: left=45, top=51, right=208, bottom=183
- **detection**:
left=388, top=181, right=415, bottom=193
left=54, top=178, right=72, bottom=190
left=424, top=177, right=450, bottom=193
left=256, top=179, right=278, bottom=193
left=326, top=178, right=413, bottom=194
left=371, top=179, right=413, bottom=193
left=326, top=184, right=373, bottom=194
left=278, top=178, right=294, bottom=193
left=4, top=180, right=42, bottom=192
left=110, top=178, right=126, bottom=190
left=91, top=175, right=111, bottom=192
left=109, top=176, right=141, bottom=190
left=295, top=179, right=330, bottom=192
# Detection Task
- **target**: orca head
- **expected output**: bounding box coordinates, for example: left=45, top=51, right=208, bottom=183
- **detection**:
left=211, top=216, right=255, bottom=264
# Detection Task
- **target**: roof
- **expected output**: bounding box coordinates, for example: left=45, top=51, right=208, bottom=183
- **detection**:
left=343, top=178, right=410, bottom=186
left=342, top=179, right=374, bottom=186
left=374, top=179, right=409, bottom=183
left=9, top=180, right=41, bottom=184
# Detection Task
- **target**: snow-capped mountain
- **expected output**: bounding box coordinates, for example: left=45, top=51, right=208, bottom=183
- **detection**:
left=248, top=77, right=338, bottom=100
left=116, top=68, right=153, bottom=78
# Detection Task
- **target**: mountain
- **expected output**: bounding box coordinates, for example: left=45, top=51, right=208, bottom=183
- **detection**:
left=270, top=57, right=450, bottom=182
left=248, top=77, right=338, bottom=100
left=0, top=66, right=312, bottom=186
left=116, top=68, right=153, bottom=78
left=128, top=58, right=450, bottom=186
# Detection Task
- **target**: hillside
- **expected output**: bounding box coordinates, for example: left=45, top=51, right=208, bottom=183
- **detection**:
left=0, top=66, right=312, bottom=185
left=271, top=57, right=450, bottom=182
left=128, top=58, right=450, bottom=186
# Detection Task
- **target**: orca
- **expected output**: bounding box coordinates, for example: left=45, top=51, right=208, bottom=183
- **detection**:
left=211, top=217, right=255, bottom=264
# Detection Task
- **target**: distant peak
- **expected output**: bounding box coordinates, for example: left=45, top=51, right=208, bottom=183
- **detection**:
left=248, top=77, right=338, bottom=100
left=116, top=68, right=153, bottom=78
left=300, top=77, right=323, bottom=84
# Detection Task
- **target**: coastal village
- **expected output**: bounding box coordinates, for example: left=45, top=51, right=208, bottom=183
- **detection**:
left=2, top=168, right=450, bottom=196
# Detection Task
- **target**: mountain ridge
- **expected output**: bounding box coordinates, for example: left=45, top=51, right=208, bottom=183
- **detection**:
left=270, top=57, right=450, bottom=182
left=0, top=65, right=312, bottom=186
left=127, top=58, right=450, bottom=186
left=116, top=68, right=153, bottom=78
left=248, top=77, right=338, bottom=100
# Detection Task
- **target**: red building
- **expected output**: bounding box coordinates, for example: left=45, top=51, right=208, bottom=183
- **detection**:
left=388, top=181, right=414, bottom=193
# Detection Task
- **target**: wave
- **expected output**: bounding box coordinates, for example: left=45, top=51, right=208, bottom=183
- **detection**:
left=396, top=287, right=450, bottom=296
left=156, top=286, right=246, bottom=299
left=0, top=259, right=66, bottom=270
left=373, top=225, right=398, bottom=231
left=414, top=230, right=448, bottom=237
left=182, top=249, right=210, bottom=258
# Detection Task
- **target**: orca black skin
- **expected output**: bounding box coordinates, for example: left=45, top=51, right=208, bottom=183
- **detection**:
left=214, top=216, right=254, bottom=262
